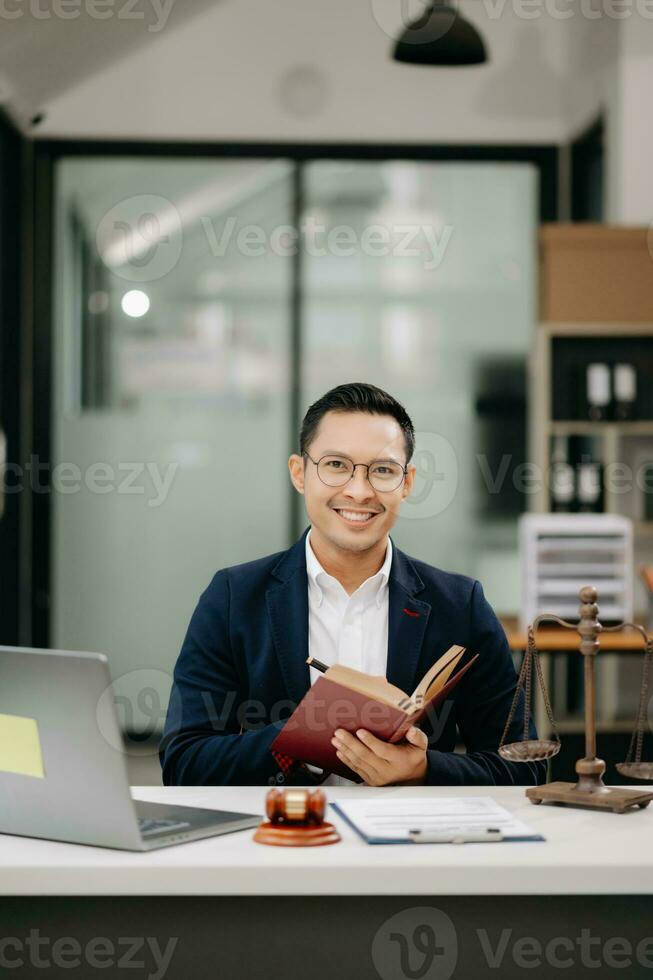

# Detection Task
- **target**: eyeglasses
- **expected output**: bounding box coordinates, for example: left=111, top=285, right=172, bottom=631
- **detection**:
left=303, top=452, right=408, bottom=493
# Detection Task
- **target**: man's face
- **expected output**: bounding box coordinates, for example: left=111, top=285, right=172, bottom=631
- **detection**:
left=288, top=411, right=416, bottom=554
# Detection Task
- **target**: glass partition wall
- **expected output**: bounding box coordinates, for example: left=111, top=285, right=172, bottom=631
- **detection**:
left=302, top=161, right=537, bottom=611
left=53, top=158, right=295, bottom=726
left=52, top=156, right=536, bottom=724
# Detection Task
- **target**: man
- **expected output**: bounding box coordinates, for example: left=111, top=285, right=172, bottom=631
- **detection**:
left=160, top=382, right=545, bottom=788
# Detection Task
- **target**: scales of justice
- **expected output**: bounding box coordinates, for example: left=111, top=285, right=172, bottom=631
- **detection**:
left=498, top=586, right=653, bottom=813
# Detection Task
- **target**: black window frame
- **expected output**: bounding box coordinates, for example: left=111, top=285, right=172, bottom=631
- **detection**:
left=0, top=110, right=25, bottom=644
left=29, top=138, right=559, bottom=647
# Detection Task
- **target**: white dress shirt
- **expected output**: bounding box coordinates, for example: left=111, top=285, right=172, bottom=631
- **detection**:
left=305, top=527, right=393, bottom=786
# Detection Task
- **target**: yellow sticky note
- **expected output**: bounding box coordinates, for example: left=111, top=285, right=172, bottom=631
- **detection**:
left=0, top=713, right=45, bottom=779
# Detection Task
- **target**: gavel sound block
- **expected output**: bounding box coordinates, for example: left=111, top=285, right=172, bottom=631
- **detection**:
left=253, top=788, right=341, bottom=846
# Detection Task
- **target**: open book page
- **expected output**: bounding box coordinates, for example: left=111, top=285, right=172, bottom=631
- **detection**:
left=411, top=645, right=466, bottom=703
left=318, top=663, right=414, bottom=710
left=309, top=645, right=469, bottom=713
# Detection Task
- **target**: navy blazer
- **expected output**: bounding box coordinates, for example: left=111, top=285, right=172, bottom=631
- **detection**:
left=160, top=528, right=546, bottom=787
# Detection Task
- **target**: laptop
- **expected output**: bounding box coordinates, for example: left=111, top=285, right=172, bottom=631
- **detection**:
left=0, top=645, right=261, bottom=850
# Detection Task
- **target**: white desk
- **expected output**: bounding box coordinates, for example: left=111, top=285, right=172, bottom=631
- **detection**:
left=2, top=786, right=652, bottom=980
left=1, top=785, right=652, bottom=896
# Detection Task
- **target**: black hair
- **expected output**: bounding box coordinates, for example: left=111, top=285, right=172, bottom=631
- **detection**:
left=299, top=382, right=415, bottom=463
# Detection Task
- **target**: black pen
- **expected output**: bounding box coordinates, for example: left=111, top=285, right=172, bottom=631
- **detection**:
left=306, top=656, right=330, bottom=674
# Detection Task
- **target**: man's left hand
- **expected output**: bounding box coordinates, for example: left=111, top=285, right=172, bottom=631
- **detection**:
left=331, top=726, right=428, bottom=786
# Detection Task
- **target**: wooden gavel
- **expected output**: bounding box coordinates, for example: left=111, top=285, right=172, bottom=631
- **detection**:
left=265, top=787, right=326, bottom=824
left=254, top=788, right=340, bottom=846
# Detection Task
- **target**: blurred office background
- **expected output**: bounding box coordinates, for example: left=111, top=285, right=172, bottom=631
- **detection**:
left=1, top=0, right=653, bottom=783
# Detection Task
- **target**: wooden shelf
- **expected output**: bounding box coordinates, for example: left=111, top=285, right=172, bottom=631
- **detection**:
left=555, top=719, right=636, bottom=735
left=549, top=421, right=653, bottom=437
left=528, top=309, right=653, bottom=734
left=501, top=617, right=651, bottom=651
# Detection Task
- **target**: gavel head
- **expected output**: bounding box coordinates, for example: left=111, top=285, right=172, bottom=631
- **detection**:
left=265, top=788, right=326, bottom=825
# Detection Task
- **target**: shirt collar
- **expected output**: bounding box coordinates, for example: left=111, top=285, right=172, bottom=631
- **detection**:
left=305, top=527, right=393, bottom=609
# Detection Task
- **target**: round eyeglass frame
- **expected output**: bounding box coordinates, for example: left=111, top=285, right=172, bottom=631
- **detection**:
left=302, top=451, right=408, bottom=493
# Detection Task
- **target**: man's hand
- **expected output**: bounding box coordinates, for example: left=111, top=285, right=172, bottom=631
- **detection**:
left=331, top=726, right=429, bottom=786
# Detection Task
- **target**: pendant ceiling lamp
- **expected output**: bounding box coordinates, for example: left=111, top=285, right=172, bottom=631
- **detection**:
left=393, top=1, right=488, bottom=66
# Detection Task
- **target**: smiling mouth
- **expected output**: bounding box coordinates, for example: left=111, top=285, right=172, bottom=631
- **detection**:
left=332, top=508, right=381, bottom=527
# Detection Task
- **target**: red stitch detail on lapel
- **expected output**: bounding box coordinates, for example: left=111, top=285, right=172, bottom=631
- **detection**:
left=403, top=607, right=420, bottom=618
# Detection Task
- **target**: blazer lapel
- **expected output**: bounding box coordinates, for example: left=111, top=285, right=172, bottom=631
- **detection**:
left=386, top=540, right=432, bottom=697
left=266, top=529, right=432, bottom=705
left=266, top=529, right=312, bottom=706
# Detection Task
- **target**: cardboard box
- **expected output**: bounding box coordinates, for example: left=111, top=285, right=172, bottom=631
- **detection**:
left=540, top=225, right=653, bottom=322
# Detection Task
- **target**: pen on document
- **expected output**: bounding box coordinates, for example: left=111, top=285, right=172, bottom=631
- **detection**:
left=408, top=827, right=504, bottom=844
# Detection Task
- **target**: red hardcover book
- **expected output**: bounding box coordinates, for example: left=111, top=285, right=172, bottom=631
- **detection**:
left=271, top=644, right=478, bottom=781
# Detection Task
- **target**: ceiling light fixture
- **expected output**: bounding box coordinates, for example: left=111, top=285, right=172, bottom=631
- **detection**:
left=393, top=0, right=488, bottom=66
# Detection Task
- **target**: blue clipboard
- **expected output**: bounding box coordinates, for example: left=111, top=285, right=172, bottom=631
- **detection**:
left=330, top=802, right=546, bottom=844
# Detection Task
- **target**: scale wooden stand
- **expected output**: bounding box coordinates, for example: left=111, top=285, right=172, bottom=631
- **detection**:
left=499, top=586, right=653, bottom=813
